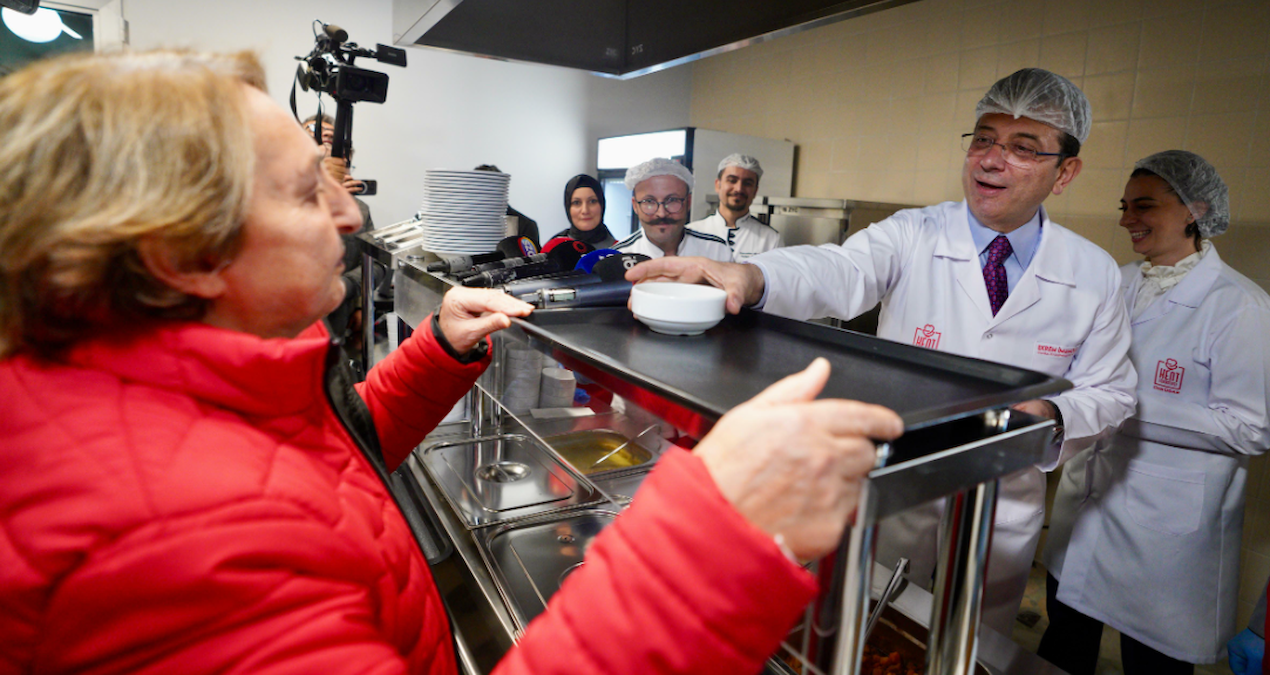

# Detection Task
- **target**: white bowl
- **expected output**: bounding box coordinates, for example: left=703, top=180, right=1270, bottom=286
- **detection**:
left=630, top=282, right=727, bottom=336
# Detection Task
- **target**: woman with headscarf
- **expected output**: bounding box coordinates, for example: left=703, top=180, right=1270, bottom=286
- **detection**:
left=552, top=173, right=616, bottom=248
left=1039, top=150, right=1270, bottom=674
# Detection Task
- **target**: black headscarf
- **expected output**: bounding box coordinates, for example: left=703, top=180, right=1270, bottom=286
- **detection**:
left=562, top=174, right=615, bottom=247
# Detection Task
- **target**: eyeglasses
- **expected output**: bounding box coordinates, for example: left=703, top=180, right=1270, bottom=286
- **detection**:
left=961, top=133, right=1064, bottom=166
left=635, top=196, right=687, bottom=216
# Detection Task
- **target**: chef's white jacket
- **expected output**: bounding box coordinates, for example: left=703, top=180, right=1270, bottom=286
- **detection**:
left=689, top=212, right=783, bottom=262
left=614, top=226, right=733, bottom=262
left=1043, top=246, right=1270, bottom=663
left=750, top=200, right=1136, bottom=632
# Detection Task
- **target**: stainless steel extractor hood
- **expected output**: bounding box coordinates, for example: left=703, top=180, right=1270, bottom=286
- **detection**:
left=393, top=0, right=921, bottom=79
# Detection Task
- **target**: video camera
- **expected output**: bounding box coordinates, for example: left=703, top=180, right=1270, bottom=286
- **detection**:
left=294, top=21, right=406, bottom=182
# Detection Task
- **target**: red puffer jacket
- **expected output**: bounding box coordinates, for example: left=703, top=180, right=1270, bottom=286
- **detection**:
left=1, top=320, right=816, bottom=675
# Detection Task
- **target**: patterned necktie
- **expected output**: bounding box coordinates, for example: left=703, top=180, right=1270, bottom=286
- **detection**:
left=983, top=235, right=1013, bottom=316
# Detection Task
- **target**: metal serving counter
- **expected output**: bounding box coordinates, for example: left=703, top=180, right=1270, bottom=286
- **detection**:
left=390, top=252, right=1071, bottom=675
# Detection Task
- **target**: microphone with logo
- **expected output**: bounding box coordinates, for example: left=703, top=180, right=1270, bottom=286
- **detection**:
left=520, top=253, right=650, bottom=308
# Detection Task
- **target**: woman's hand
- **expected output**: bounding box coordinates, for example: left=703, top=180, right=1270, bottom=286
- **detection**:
left=437, top=287, right=533, bottom=355
left=625, top=256, right=766, bottom=314
left=693, top=358, right=904, bottom=562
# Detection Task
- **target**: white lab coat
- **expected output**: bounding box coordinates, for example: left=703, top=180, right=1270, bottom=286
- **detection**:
left=1043, top=246, right=1270, bottom=663
left=752, top=201, right=1136, bottom=633
left=689, top=212, right=783, bottom=262
left=614, top=226, right=733, bottom=262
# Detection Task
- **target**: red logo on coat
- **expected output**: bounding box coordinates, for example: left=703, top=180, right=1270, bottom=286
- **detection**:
left=1154, top=358, right=1184, bottom=394
left=913, top=324, right=941, bottom=349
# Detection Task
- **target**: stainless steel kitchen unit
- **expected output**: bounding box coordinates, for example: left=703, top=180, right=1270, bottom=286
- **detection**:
left=389, top=247, right=1071, bottom=675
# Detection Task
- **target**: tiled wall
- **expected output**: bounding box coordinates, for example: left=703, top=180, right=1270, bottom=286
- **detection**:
left=690, top=0, right=1270, bottom=630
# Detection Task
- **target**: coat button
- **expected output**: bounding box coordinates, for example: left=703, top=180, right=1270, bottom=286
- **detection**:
left=985, top=333, right=994, bottom=339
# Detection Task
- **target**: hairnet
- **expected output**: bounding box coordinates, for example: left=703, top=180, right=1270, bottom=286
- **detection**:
left=563, top=174, right=606, bottom=225
left=624, top=157, right=693, bottom=192
left=717, top=153, right=764, bottom=179
left=976, top=68, right=1091, bottom=144
left=1134, top=150, right=1230, bottom=238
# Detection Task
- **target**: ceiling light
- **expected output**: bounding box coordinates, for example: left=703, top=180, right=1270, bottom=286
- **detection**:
left=2, top=7, right=80, bottom=43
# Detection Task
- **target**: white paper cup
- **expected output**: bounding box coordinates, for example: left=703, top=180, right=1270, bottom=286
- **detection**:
left=537, top=366, right=576, bottom=409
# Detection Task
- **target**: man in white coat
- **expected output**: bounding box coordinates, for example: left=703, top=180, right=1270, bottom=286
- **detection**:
left=626, top=68, right=1137, bottom=635
left=614, top=157, right=733, bottom=262
left=690, top=154, right=783, bottom=261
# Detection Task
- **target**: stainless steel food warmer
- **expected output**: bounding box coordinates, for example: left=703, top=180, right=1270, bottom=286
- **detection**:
left=385, top=246, right=1071, bottom=675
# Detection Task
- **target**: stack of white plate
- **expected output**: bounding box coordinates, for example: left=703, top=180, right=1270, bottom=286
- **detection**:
left=419, top=169, right=510, bottom=255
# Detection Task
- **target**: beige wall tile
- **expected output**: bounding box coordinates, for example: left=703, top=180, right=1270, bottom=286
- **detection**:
left=997, top=39, right=1042, bottom=77
left=796, top=169, right=833, bottom=197
left=1058, top=214, right=1118, bottom=252
left=1142, top=0, right=1208, bottom=20
left=956, top=89, right=986, bottom=128
left=1063, top=167, right=1128, bottom=216
left=914, top=169, right=954, bottom=205
left=917, top=92, right=959, bottom=132
left=1246, top=454, right=1268, bottom=504
left=1138, top=11, right=1203, bottom=69
left=1132, top=65, right=1197, bottom=119
left=923, top=53, right=964, bottom=94
left=834, top=66, right=874, bottom=106
left=998, top=0, right=1046, bottom=42
left=864, top=61, right=903, bottom=101
left=1190, top=57, right=1268, bottom=116
left=1084, top=71, right=1137, bottom=121
left=1088, top=0, right=1145, bottom=27
left=829, top=170, right=865, bottom=199
left=1039, top=31, right=1089, bottom=79
left=1200, top=1, right=1270, bottom=63
left=890, top=57, right=930, bottom=101
left=960, top=4, right=1003, bottom=51
left=1233, top=168, right=1270, bottom=224
left=798, top=140, right=833, bottom=174
left=868, top=23, right=917, bottom=66
left=960, top=45, right=1001, bottom=91
left=1084, top=22, right=1141, bottom=75
left=918, top=13, right=965, bottom=57
left=1220, top=225, right=1270, bottom=280
left=1042, top=0, right=1093, bottom=36
left=917, top=130, right=961, bottom=172
left=1186, top=110, right=1256, bottom=170
left=1124, top=116, right=1189, bottom=163
left=1238, top=551, right=1270, bottom=615
left=883, top=133, right=922, bottom=173
left=832, top=136, right=863, bottom=171
left=1082, top=120, right=1131, bottom=170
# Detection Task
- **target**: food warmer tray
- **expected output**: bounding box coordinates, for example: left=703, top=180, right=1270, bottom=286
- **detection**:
left=515, top=307, right=1066, bottom=433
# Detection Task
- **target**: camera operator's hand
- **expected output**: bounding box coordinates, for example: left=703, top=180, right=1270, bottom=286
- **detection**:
left=322, top=156, right=350, bottom=184
left=342, top=175, right=367, bottom=195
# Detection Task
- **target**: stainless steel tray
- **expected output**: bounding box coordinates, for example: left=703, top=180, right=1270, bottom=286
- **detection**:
left=515, top=307, right=1068, bottom=437
left=420, top=434, right=603, bottom=529
left=477, top=509, right=618, bottom=632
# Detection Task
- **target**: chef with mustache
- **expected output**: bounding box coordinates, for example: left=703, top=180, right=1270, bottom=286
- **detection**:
left=689, top=153, right=783, bottom=261
left=626, top=68, right=1137, bottom=637
left=614, top=157, right=733, bottom=262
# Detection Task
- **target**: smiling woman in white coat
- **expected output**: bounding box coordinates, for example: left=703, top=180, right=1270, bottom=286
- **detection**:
left=1040, top=151, right=1270, bottom=674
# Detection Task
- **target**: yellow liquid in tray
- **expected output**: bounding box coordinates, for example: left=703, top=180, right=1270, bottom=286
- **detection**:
left=545, top=430, right=653, bottom=475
